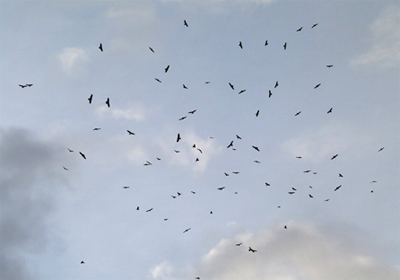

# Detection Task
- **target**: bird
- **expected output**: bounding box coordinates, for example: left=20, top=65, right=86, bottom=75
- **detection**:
left=164, top=218, right=169, bottom=221
left=177, top=192, right=181, bottom=196
left=288, top=191, right=295, bottom=195
left=296, top=27, right=303, bottom=32
left=284, top=225, right=287, bottom=229
left=311, top=23, right=318, bottom=28
left=238, top=89, right=246, bottom=94
left=105, top=98, right=110, bottom=108
left=292, top=187, right=297, bottom=191
left=339, top=173, right=343, bottom=177
left=93, top=128, right=101, bottom=130
left=183, top=228, right=191, bottom=233
left=326, top=64, right=333, bottom=68
left=176, top=133, right=181, bottom=142
left=331, top=154, right=339, bottom=160
left=324, top=199, right=330, bottom=202
left=171, top=195, right=176, bottom=199
left=195, top=277, right=200, bottom=280
left=378, top=147, right=385, bottom=152
left=295, top=111, right=302, bottom=116
left=183, top=84, right=188, bottom=89
left=236, top=242, right=242, bottom=246
left=191, top=191, right=196, bottom=194
left=174, top=150, right=180, bottom=153
left=210, top=211, right=213, bottom=214
left=248, top=247, right=257, bottom=253
left=229, top=83, right=235, bottom=90
left=144, top=161, right=152, bottom=166
left=197, top=148, right=202, bottom=154
left=296, top=156, right=302, bottom=159
left=179, top=116, right=187, bottom=121
left=155, top=78, right=162, bottom=83
left=19, top=84, right=27, bottom=88
left=303, top=170, right=311, bottom=173
left=26, top=84, right=33, bottom=87
left=239, top=41, right=243, bottom=49
left=123, top=186, right=129, bottom=189
left=227, top=141, right=234, bottom=148
left=254, top=160, right=261, bottom=164
left=232, top=171, right=240, bottom=174
left=309, top=194, right=314, bottom=198
left=252, top=146, right=260, bottom=151
left=265, top=40, right=268, bottom=46
left=224, top=172, right=229, bottom=176
left=334, top=185, right=342, bottom=191
left=314, top=83, right=321, bottom=89
left=255, top=110, right=259, bottom=117
left=195, top=157, right=199, bottom=162
left=188, top=109, right=196, bottom=114
left=68, top=148, right=74, bottom=152
left=217, top=186, right=225, bottom=190
left=274, top=81, right=279, bottom=88
left=99, top=43, right=103, bottom=52
left=149, top=47, right=155, bottom=53
left=146, top=208, right=153, bottom=212
left=268, top=90, right=272, bottom=98
left=265, top=182, right=270, bottom=186
left=370, top=180, right=377, bottom=183
left=205, top=81, right=210, bottom=84
left=136, top=206, right=139, bottom=210
left=79, top=152, right=86, bottom=159
left=127, top=130, right=135, bottom=135
left=327, top=108, right=333, bottom=113
left=184, top=20, right=188, bottom=27
left=164, top=65, right=170, bottom=73
left=63, top=166, right=68, bottom=171
left=88, top=94, right=93, bottom=104
left=80, top=261, right=85, bottom=264
left=283, top=42, right=287, bottom=50
left=236, top=135, right=242, bottom=139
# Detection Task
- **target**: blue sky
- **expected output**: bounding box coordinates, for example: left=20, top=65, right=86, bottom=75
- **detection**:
left=0, top=1, right=399, bottom=279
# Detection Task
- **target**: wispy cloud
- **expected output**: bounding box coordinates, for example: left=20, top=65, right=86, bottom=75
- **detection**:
left=96, top=103, right=153, bottom=121
left=351, top=4, right=400, bottom=68
left=192, top=222, right=399, bottom=280
left=150, top=261, right=175, bottom=279
left=57, top=47, right=89, bottom=75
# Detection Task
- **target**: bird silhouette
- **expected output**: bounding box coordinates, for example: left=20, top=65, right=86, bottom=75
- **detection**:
left=334, top=185, right=342, bottom=191
left=238, top=89, right=246, bottom=94
left=227, top=141, right=234, bottom=148
left=184, top=20, right=188, bottom=27
left=229, top=83, right=235, bottom=90
left=265, top=40, right=268, bottom=46
left=63, top=166, right=68, bottom=171
left=136, top=206, right=139, bottom=210
left=176, top=133, right=181, bottom=142
left=378, top=147, right=385, bottom=152
left=311, top=23, right=318, bottom=28
left=106, top=98, right=110, bottom=108
left=239, top=41, right=243, bottom=49
left=26, top=84, right=33, bottom=87
left=149, top=47, right=154, bottom=53
left=146, top=208, right=153, bottom=212
left=155, top=78, right=162, bottom=83
left=314, top=83, right=321, bottom=89
left=252, top=146, right=260, bottom=151
left=123, top=186, right=129, bottom=189
left=327, top=108, right=333, bottom=113
left=68, top=148, right=74, bottom=152
left=283, top=42, right=287, bottom=50
left=99, top=43, right=103, bottom=52
left=188, top=110, right=197, bottom=114
left=326, top=64, right=333, bottom=68
left=79, top=152, right=86, bottom=159
left=93, top=128, right=101, bottom=130
left=81, top=261, right=85, bottom=264
left=127, top=130, right=135, bottom=135
left=274, top=81, right=279, bottom=88
left=303, top=170, right=311, bottom=173
left=217, top=186, right=225, bottom=190
left=183, top=84, right=188, bottom=89
left=183, top=228, right=191, bottom=233
left=309, top=194, right=314, bottom=198
left=295, top=111, right=302, bottom=116
left=179, top=116, right=187, bottom=121
left=236, top=135, right=242, bottom=139
left=269, top=90, right=272, bottom=98
left=296, top=27, right=303, bottom=32
left=265, top=182, right=270, bottom=186
left=164, top=65, right=170, bottom=73
left=255, top=110, right=260, bottom=117
left=339, top=173, right=343, bottom=177
left=236, top=242, right=242, bottom=246
left=19, top=84, right=27, bottom=88
left=331, top=154, right=339, bottom=160
left=88, top=94, right=93, bottom=104
left=248, top=247, right=257, bottom=253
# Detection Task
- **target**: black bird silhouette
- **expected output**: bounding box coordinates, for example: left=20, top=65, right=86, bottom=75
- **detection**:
left=248, top=247, right=257, bottom=253
left=79, top=152, right=86, bottom=159
left=184, top=20, right=188, bottom=27
left=288, top=191, right=295, bottom=195
left=127, top=130, right=135, bottom=135
left=265, top=182, right=270, bottom=186
left=183, top=228, right=191, bottom=233
left=136, top=206, right=139, bottom=210
left=238, top=89, right=246, bottom=94
left=269, top=90, right=272, bottom=98
left=295, top=111, right=302, bottom=116
left=99, top=43, right=103, bottom=52
left=327, top=108, right=333, bottom=114
left=292, top=187, right=297, bottom=191
left=274, top=81, right=279, bottom=88
left=174, top=150, right=180, bottom=153
left=311, top=23, right=318, bottom=28
left=255, top=110, right=260, bottom=117
left=227, top=141, right=234, bottom=148
left=123, top=186, right=129, bottom=189
left=149, top=47, right=155, bottom=53
left=88, top=94, right=93, bottom=104
left=179, top=116, right=187, bottom=121
left=144, top=161, right=152, bottom=166
left=378, top=147, right=385, bottom=152
left=296, top=27, right=303, bottom=32
left=283, top=42, right=287, bottom=50
left=183, top=84, right=188, bottom=89
left=205, top=81, right=210, bottom=84
left=63, top=166, right=68, bottom=171
left=239, top=41, right=243, bottom=49
left=303, top=170, right=311, bottom=173
left=296, top=156, right=302, bottom=159
left=284, top=225, right=287, bottom=229
left=19, top=84, right=27, bottom=88
left=176, top=133, right=181, bottom=142
left=331, top=154, right=338, bottom=160
left=236, top=135, right=242, bottom=139
left=233, top=171, right=239, bottom=174
left=68, top=148, right=74, bottom=152
left=326, top=64, right=333, bottom=68
left=26, top=84, right=33, bottom=87
left=81, top=261, right=85, bottom=264
left=217, top=186, right=225, bottom=190
left=188, top=109, right=196, bottom=114
left=93, top=128, right=101, bottom=130
left=155, top=78, right=162, bottom=83
left=236, top=242, right=242, bottom=246
left=339, top=173, right=343, bottom=177
left=334, top=185, right=342, bottom=191
left=254, top=160, right=261, bottom=164
left=224, top=172, right=229, bottom=176
left=164, top=65, right=170, bottom=73
left=197, top=148, right=202, bottom=154
left=191, top=191, right=196, bottom=194
left=309, top=194, right=314, bottom=198
left=106, top=98, right=110, bottom=108
left=324, top=199, right=330, bottom=202
left=314, top=83, right=321, bottom=89
left=229, top=83, right=235, bottom=90
left=146, top=208, right=153, bottom=212
left=265, top=40, right=268, bottom=46
left=252, top=146, right=260, bottom=151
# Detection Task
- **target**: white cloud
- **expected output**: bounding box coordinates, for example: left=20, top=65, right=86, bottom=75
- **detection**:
left=351, top=4, right=400, bottom=68
left=96, top=103, right=152, bottom=121
left=192, top=222, right=399, bottom=280
left=150, top=261, right=175, bottom=279
left=57, top=47, right=89, bottom=75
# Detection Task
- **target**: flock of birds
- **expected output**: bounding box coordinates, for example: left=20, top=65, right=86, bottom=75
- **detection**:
left=19, top=19, right=386, bottom=279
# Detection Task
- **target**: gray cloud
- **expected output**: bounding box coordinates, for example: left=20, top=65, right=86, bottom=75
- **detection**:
left=0, top=127, right=68, bottom=280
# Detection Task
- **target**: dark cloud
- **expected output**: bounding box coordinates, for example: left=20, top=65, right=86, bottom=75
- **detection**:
left=0, top=127, right=67, bottom=279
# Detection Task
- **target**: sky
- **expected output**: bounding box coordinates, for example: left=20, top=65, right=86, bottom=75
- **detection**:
left=0, top=0, right=399, bottom=280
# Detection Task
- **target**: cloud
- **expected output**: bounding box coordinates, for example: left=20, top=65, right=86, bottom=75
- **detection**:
left=192, top=222, right=399, bottom=280
left=150, top=261, right=175, bottom=279
left=351, top=4, right=400, bottom=68
left=57, top=47, right=89, bottom=75
left=0, top=127, right=68, bottom=280
left=96, top=102, right=153, bottom=121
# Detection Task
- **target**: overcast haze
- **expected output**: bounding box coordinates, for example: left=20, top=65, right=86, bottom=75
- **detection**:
left=0, top=0, right=399, bottom=279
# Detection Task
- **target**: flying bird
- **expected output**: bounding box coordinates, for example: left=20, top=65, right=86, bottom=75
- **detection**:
left=265, top=40, right=268, bottom=46
left=326, top=64, right=333, bottom=68
left=255, top=110, right=259, bottom=117
left=292, top=187, right=297, bottom=191
left=239, top=41, right=243, bottom=49
left=236, top=135, right=242, bottom=139
left=311, top=23, right=318, bottom=28
left=232, top=171, right=240, bottom=174
left=331, top=154, right=339, bottom=160
left=248, top=247, right=257, bottom=253
left=149, top=47, right=155, bottom=53
left=81, top=261, right=85, bottom=264
left=288, top=192, right=295, bottom=195
left=265, top=182, right=270, bottom=186
left=155, top=78, right=162, bottom=83
left=164, top=65, right=170, bottom=73
left=105, top=98, right=110, bottom=108
left=296, top=156, right=302, bottom=159
left=176, top=133, right=181, bottom=142
left=284, top=225, right=287, bottom=229
left=229, top=83, right=235, bottom=90
left=283, top=42, right=287, bottom=50
left=93, top=128, right=101, bottom=130
left=179, top=116, right=187, bottom=121
left=191, top=191, right=196, bottom=194
left=127, top=130, right=135, bottom=135
left=88, top=94, right=93, bottom=104
left=254, top=160, right=261, bottom=163
left=99, top=43, right=103, bottom=52
left=63, top=166, right=68, bottom=171
left=274, top=81, right=279, bottom=88
left=236, top=243, right=242, bottom=246
left=339, top=173, right=343, bottom=177
left=68, top=148, right=74, bottom=152
left=309, top=194, right=314, bottom=198
left=303, top=170, right=311, bottom=173
left=224, top=172, right=229, bottom=176
left=183, top=228, right=191, bottom=233
left=327, top=108, right=333, bottom=113
left=378, top=147, right=385, bottom=152
left=79, top=152, right=86, bottom=159
left=184, top=20, right=188, bottom=27
left=314, top=83, right=321, bottom=89
left=296, top=27, right=303, bottom=32
left=252, top=146, right=260, bottom=151
left=238, top=89, right=246, bottom=94
left=217, top=186, right=225, bottom=190
left=183, top=84, right=188, bottom=89
left=268, top=90, right=272, bottom=98
left=334, top=185, right=342, bottom=191
left=146, top=208, right=153, bottom=212
left=295, top=111, right=302, bottom=116
left=19, top=84, right=27, bottom=88
left=174, top=150, right=180, bottom=153
left=227, top=141, right=234, bottom=148
left=188, top=109, right=196, bottom=114
left=26, top=84, right=33, bottom=87
left=123, top=186, right=129, bottom=189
